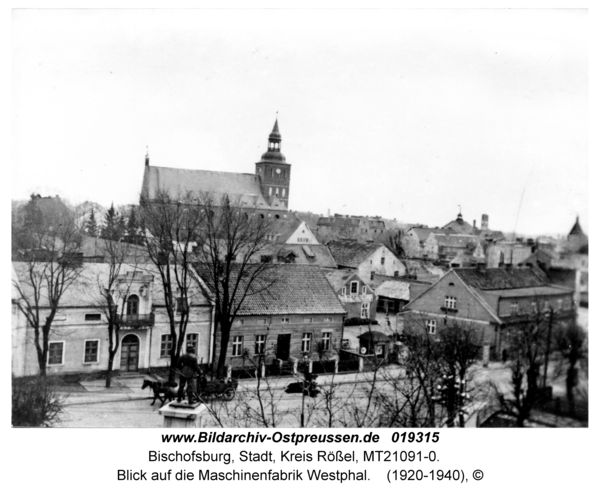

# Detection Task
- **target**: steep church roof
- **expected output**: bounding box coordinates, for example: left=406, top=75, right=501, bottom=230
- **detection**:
left=141, top=166, right=271, bottom=208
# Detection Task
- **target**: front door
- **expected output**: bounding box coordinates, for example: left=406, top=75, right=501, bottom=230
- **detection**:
left=120, top=334, right=139, bottom=371
left=276, top=334, right=291, bottom=361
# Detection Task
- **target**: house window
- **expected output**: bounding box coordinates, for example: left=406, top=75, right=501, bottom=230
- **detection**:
left=48, top=341, right=64, bottom=365
left=186, top=333, right=198, bottom=353
left=302, top=333, right=312, bottom=353
left=322, top=331, right=332, bottom=351
left=255, top=334, right=266, bottom=355
left=176, top=297, right=188, bottom=313
left=350, top=281, right=359, bottom=294
left=160, top=335, right=173, bottom=358
left=370, top=271, right=375, bottom=281
left=236, top=319, right=245, bottom=326
left=445, top=296, right=457, bottom=309
left=85, top=313, right=101, bottom=321
left=257, top=319, right=267, bottom=325
left=126, top=294, right=139, bottom=315
left=361, top=302, right=370, bottom=318
left=394, top=271, right=399, bottom=277
left=281, top=317, right=290, bottom=324
left=557, top=299, right=563, bottom=311
left=341, top=287, right=346, bottom=296
left=324, top=317, right=333, bottom=323
left=362, top=285, right=367, bottom=295
left=232, top=336, right=243, bottom=356
left=381, top=257, right=385, bottom=265
left=304, top=317, right=313, bottom=323
left=510, top=302, right=519, bottom=315
left=84, top=340, right=99, bottom=363
left=426, top=320, right=437, bottom=335
left=531, top=301, right=538, bottom=313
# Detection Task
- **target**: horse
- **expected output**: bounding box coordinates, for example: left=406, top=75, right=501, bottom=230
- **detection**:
left=141, top=377, right=177, bottom=406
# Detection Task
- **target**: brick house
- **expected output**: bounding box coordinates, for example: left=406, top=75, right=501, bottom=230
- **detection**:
left=12, top=262, right=213, bottom=377
left=213, top=265, right=346, bottom=369
left=401, top=266, right=575, bottom=363
left=327, top=240, right=406, bottom=284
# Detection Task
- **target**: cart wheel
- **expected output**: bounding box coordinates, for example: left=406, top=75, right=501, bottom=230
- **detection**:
left=223, top=388, right=235, bottom=401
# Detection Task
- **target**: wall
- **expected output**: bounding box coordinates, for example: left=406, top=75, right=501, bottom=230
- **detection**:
left=357, top=246, right=406, bottom=283
left=214, top=314, right=345, bottom=368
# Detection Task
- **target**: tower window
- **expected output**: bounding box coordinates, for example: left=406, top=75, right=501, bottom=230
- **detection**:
left=282, top=189, right=286, bottom=198
left=269, top=187, right=272, bottom=196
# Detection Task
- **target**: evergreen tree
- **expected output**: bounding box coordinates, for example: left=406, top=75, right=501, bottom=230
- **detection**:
left=85, top=208, right=99, bottom=237
left=125, top=206, right=140, bottom=244
left=101, top=203, right=125, bottom=241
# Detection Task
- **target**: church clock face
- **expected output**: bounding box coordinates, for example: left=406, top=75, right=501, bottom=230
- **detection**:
left=276, top=168, right=281, bottom=174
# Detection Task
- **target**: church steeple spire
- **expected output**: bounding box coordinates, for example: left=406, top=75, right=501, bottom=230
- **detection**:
left=268, top=118, right=282, bottom=149
left=260, top=118, right=286, bottom=163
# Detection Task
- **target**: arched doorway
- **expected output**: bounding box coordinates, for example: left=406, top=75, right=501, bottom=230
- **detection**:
left=120, top=334, right=140, bottom=372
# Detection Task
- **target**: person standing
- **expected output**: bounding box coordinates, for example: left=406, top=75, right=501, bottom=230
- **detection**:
left=177, top=345, right=200, bottom=403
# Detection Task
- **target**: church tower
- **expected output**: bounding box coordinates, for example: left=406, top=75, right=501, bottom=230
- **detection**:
left=255, top=119, right=291, bottom=210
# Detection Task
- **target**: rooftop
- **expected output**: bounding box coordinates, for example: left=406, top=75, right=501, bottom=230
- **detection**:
left=234, top=265, right=346, bottom=316
left=328, top=240, right=386, bottom=268
left=453, top=266, right=550, bottom=290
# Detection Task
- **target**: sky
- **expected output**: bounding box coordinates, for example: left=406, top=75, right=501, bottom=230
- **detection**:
left=11, top=8, right=589, bottom=237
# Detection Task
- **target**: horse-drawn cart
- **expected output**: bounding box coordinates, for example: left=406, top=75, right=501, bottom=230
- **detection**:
left=196, top=375, right=238, bottom=401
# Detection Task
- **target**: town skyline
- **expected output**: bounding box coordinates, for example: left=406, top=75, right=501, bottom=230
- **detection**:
left=12, top=9, right=588, bottom=237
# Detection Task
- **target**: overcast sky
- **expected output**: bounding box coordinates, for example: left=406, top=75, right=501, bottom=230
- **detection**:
left=12, top=8, right=588, bottom=237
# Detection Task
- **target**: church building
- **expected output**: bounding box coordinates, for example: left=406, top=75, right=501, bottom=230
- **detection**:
left=141, top=120, right=292, bottom=214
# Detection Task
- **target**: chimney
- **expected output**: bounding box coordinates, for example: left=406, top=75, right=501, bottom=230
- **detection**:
left=481, top=214, right=489, bottom=230
left=473, top=220, right=477, bottom=229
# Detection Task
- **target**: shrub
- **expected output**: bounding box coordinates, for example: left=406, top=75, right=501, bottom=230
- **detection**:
left=12, top=376, right=64, bottom=427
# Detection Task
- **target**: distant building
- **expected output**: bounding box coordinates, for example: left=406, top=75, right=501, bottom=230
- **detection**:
left=327, top=240, right=407, bottom=282
left=141, top=119, right=292, bottom=214
left=401, top=266, right=575, bottom=363
left=325, top=269, right=376, bottom=320
left=316, top=214, right=387, bottom=243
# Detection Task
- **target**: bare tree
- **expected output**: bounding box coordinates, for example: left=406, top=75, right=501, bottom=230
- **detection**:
left=554, top=322, right=587, bottom=416
left=12, top=214, right=84, bottom=376
left=437, top=321, right=482, bottom=427
left=91, top=239, right=144, bottom=387
left=193, top=195, right=276, bottom=378
left=139, top=190, right=205, bottom=383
